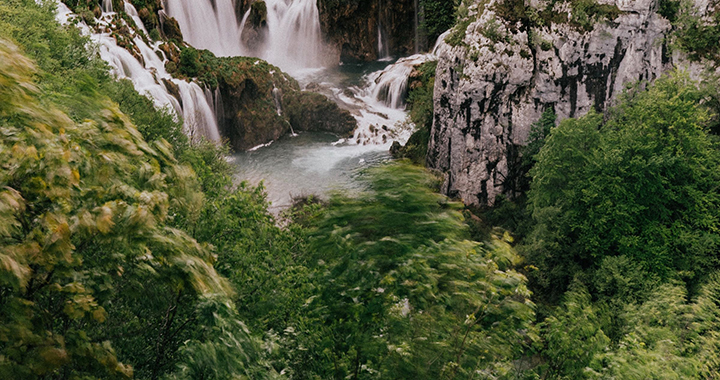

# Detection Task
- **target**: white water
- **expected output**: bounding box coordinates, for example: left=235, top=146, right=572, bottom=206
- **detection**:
left=366, top=54, right=427, bottom=109
left=53, top=0, right=446, bottom=207
left=102, top=0, right=113, bottom=13
left=164, top=0, right=245, bottom=56
left=52, top=1, right=221, bottom=142
left=166, top=0, right=324, bottom=73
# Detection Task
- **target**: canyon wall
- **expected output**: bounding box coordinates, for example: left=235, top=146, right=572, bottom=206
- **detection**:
left=427, top=0, right=713, bottom=206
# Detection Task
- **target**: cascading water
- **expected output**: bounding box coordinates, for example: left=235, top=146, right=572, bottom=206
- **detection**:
left=164, top=0, right=245, bottom=57
left=53, top=1, right=221, bottom=142
left=166, top=0, right=324, bottom=73
left=377, top=0, right=390, bottom=60
left=102, top=0, right=113, bottom=13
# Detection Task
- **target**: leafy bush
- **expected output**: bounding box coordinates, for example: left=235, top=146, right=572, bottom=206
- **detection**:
left=179, top=47, right=200, bottom=77
left=421, top=0, right=459, bottom=43
left=525, top=72, right=720, bottom=302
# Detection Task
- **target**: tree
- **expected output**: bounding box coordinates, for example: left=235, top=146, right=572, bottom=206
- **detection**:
left=525, top=72, right=720, bottom=302
left=0, top=38, right=267, bottom=379
left=305, top=162, right=535, bottom=379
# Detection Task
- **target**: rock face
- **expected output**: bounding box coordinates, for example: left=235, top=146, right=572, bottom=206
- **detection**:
left=318, top=0, right=417, bottom=62
left=427, top=0, right=682, bottom=206
left=196, top=55, right=357, bottom=151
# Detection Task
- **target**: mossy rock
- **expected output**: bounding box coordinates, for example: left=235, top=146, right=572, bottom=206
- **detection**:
left=161, top=15, right=183, bottom=42
left=284, top=92, right=356, bottom=136
left=249, top=0, right=268, bottom=28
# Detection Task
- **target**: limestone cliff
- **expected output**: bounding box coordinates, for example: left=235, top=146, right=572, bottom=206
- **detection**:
left=427, top=0, right=713, bottom=206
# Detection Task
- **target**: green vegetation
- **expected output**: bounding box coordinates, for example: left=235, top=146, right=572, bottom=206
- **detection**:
left=392, top=61, right=437, bottom=164
left=3, top=0, right=720, bottom=379
left=420, top=0, right=459, bottom=44
left=526, top=74, right=720, bottom=302
left=671, top=0, right=720, bottom=63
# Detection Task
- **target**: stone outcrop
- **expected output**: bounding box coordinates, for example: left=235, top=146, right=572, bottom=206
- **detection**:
left=284, top=92, right=356, bottom=135
left=426, top=0, right=698, bottom=206
left=180, top=52, right=357, bottom=151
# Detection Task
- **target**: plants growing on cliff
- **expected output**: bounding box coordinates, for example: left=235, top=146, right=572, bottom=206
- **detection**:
left=393, top=61, right=437, bottom=164
left=671, top=0, right=720, bottom=63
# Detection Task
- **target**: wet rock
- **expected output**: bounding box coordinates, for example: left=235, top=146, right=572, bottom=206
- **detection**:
left=161, top=78, right=182, bottom=108
left=241, top=0, right=268, bottom=53
left=318, top=0, right=417, bottom=62
left=284, top=92, right=357, bottom=136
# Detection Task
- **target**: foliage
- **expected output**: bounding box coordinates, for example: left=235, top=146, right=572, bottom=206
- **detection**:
left=421, top=0, right=458, bottom=44
left=671, top=0, right=720, bottom=63
left=393, top=60, right=437, bottom=164
left=304, top=162, right=535, bottom=379
left=537, top=284, right=610, bottom=379
left=659, top=0, right=681, bottom=22
left=179, top=47, right=200, bottom=78
left=492, top=0, right=621, bottom=32
left=525, top=72, right=720, bottom=303
left=0, top=37, right=236, bottom=378
left=587, top=284, right=700, bottom=379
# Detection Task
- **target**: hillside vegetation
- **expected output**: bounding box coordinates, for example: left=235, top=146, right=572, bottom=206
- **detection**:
left=1, top=0, right=720, bottom=379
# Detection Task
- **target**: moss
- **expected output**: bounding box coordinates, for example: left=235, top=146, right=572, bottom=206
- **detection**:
left=179, top=47, right=200, bottom=77
left=492, top=0, right=622, bottom=33
left=249, top=1, right=268, bottom=27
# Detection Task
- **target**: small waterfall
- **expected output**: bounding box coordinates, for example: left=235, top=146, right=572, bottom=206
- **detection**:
left=271, top=87, right=283, bottom=116
left=166, top=0, right=325, bottom=73
left=102, top=0, right=113, bottom=13
left=377, top=23, right=389, bottom=60
left=124, top=1, right=149, bottom=36
left=272, top=86, right=297, bottom=136
left=366, top=54, right=430, bottom=109
left=377, top=0, right=390, bottom=59
left=54, top=1, right=221, bottom=142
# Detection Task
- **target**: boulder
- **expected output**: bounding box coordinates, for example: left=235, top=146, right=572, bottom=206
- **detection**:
left=284, top=92, right=356, bottom=136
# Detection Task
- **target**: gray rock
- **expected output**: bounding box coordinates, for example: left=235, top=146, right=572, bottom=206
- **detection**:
left=426, top=0, right=706, bottom=206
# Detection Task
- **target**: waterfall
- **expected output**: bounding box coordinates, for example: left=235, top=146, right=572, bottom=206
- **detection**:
left=366, top=54, right=430, bottom=109
left=54, top=1, right=221, bottom=142
left=166, top=0, right=324, bottom=73
left=272, top=87, right=283, bottom=116
left=164, top=0, right=245, bottom=57
left=102, top=0, right=113, bottom=13
left=377, top=0, right=390, bottom=60
left=124, top=1, right=149, bottom=36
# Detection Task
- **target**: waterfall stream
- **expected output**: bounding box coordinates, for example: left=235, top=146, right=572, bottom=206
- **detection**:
left=166, top=0, right=324, bottom=73
left=53, top=1, right=221, bottom=142
left=54, top=0, right=447, bottom=208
